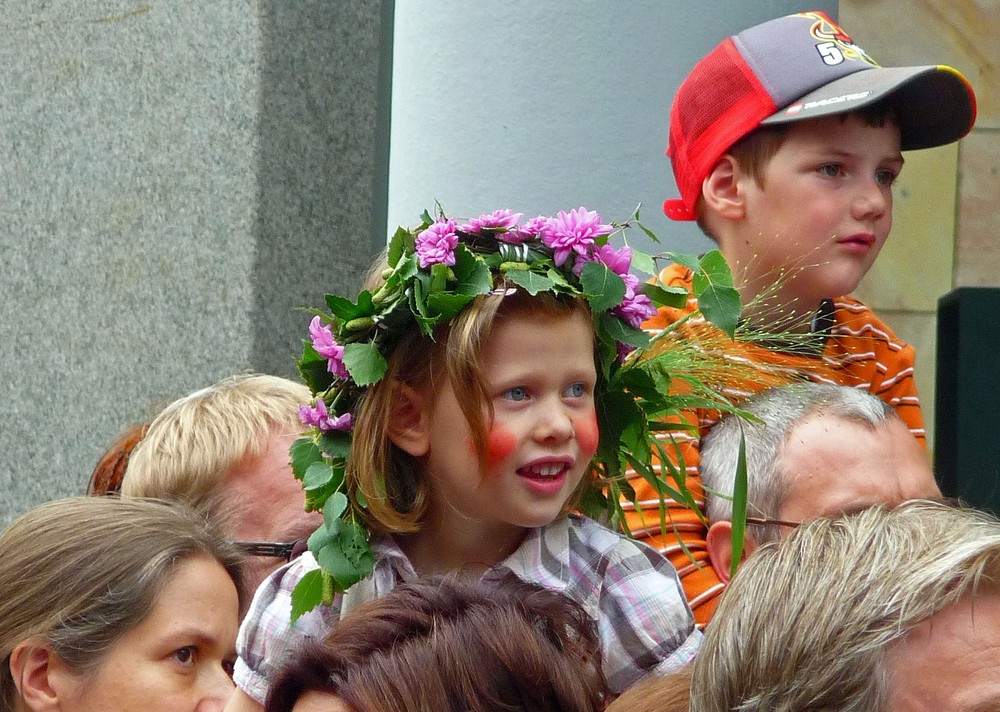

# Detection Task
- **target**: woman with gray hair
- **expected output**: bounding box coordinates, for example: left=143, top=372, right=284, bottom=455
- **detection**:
left=1, top=496, right=246, bottom=712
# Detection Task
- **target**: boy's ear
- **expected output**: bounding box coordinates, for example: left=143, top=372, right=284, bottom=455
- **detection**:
left=702, top=155, right=746, bottom=222
left=9, top=641, right=66, bottom=711
left=706, top=520, right=759, bottom=583
left=386, top=383, right=430, bottom=457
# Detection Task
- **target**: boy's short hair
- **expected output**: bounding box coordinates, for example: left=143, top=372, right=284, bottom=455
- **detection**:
left=663, top=10, right=977, bottom=223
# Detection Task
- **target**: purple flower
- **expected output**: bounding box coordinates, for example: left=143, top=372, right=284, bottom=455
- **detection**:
left=504, top=215, right=549, bottom=244
left=309, top=316, right=349, bottom=379
left=415, top=218, right=458, bottom=268
left=613, top=291, right=657, bottom=329
left=459, top=209, right=523, bottom=234
left=616, top=341, right=636, bottom=363
left=573, top=243, right=633, bottom=278
left=541, top=207, right=613, bottom=267
left=298, top=399, right=353, bottom=433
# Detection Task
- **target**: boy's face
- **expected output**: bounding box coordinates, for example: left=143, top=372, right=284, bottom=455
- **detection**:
left=728, top=113, right=903, bottom=311
left=420, top=307, right=599, bottom=545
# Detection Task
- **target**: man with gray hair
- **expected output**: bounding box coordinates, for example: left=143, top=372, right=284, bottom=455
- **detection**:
left=691, top=499, right=1000, bottom=712
left=698, top=382, right=939, bottom=613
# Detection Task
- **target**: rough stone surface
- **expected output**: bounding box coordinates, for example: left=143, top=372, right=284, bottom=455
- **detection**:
left=0, top=1, right=386, bottom=525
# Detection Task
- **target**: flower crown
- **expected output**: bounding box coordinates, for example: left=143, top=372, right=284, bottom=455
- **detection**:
left=289, top=206, right=741, bottom=619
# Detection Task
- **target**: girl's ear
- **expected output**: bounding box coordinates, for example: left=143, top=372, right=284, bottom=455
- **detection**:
left=9, top=641, right=66, bottom=711
left=387, top=383, right=430, bottom=457
left=702, top=155, right=746, bottom=222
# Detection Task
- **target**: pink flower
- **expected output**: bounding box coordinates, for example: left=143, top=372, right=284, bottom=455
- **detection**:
left=459, top=209, right=523, bottom=234
left=309, top=316, right=349, bottom=379
left=415, top=218, right=458, bottom=268
left=573, top=243, right=633, bottom=278
left=505, top=215, right=549, bottom=244
left=614, top=291, right=657, bottom=329
left=298, top=399, right=353, bottom=432
left=541, top=207, right=613, bottom=266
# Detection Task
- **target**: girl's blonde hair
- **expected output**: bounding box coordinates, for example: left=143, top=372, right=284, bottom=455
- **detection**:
left=0, top=496, right=245, bottom=712
left=349, top=281, right=595, bottom=534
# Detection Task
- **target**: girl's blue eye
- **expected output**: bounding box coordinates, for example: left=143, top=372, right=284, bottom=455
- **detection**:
left=818, top=163, right=843, bottom=177
left=504, top=387, right=528, bottom=402
left=565, top=383, right=586, bottom=398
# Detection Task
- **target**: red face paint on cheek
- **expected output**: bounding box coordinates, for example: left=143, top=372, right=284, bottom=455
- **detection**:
left=485, top=425, right=518, bottom=473
left=574, top=410, right=599, bottom=458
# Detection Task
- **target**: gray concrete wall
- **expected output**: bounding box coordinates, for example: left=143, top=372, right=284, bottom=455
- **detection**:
left=388, top=1, right=838, bottom=256
left=0, top=1, right=390, bottom=525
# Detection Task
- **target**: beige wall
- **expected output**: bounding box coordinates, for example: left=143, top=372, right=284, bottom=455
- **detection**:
left=843, top=0, right=1000, bottom=449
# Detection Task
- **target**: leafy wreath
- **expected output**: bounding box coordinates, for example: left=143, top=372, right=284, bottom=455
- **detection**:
left=289, top=206, right=741, bottom=619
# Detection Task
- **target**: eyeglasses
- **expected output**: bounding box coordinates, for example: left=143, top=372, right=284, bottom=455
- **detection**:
left=230, top=540, right=309, bottom=562
left=744, top=516, right=802, bottom=529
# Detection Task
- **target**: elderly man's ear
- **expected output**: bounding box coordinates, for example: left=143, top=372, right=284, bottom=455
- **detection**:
left=706, top=521, right=759, bottom=583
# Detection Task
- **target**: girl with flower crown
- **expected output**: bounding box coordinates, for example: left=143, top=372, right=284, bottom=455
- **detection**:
left=224, top=207, right=713, bottom=712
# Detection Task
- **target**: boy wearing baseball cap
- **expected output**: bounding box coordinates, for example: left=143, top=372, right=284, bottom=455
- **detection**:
left=625, top=10, right=976, bottom=625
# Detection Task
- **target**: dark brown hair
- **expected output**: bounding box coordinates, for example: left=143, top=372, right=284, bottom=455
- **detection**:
left=265, top=573, right=608, bottom=712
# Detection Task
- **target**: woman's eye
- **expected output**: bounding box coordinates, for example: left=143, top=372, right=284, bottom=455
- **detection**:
left=172, top=647, right=196, bottom=667
left=564, top=383, right=586, bottom=398
left=503, top=387, right=528, bottom=402
left=818, top=163, right=843, bottom=177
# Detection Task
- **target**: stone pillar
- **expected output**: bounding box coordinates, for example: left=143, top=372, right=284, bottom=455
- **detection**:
left=0, top=1, right=391, bottom=524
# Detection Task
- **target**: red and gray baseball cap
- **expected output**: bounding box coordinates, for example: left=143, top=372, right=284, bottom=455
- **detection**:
left=663, top=10, right=977, bottom=222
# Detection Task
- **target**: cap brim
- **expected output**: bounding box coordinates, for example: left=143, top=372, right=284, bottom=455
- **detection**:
left=761, top=65, right=976, bottom=151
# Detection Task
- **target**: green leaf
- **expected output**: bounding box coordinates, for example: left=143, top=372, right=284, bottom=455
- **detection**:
left=339, top=521, right=373, bottom=565
left=598, top=312, right=649, bottom=348
left=545, top=267, right=572, bottom=290
left=693, top=250, right=735, bottom=289
left=619, top=367, right=662, bottom=404
left=426, top=292, right=475, bottom=321
left=429, top=263, right=450, bottom=295
left=324, top=294, right=360, bottom=321
left=298, top=344, right=334, bottom=395
left=316, top=539, right=365, bottom=591
left=580, top=262, right=626, bottom=313
left=506, top=269, right=554, bottom=295
left=641, top=282, right=689, bottom=309
left=323, top=492, right=349, bottom=525
left=302, top=461, right=335, bottom=491
left=697, top=283, right=741, bottom=339
left=290, top=437, right=322, bottom=481
left=667, top=252, right=701, bottom=272
left=343, top=342, right=387, bottom=387
left=452, top=245, right=493, bottom=296
left=387, top=226, right=414, bottom=267
left=630, top=249, right=657, bottom=277
left=692, top=250, right=741, bottom=338
left=730, top=425, right=749, bottom=580
left=635, top=218, right=661, bottom=244
left=318, top=431, right=352, bottom=460
left=290, top=569, right=325, bottom=624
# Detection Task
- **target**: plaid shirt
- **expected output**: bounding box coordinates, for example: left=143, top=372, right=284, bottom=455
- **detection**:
left=234, top=513, right=700, bottom=701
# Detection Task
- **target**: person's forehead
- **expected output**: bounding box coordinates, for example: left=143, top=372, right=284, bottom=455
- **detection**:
left=777, top=413, right=936, bottom=518
left=886, top=591, right=1000, bottom=711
